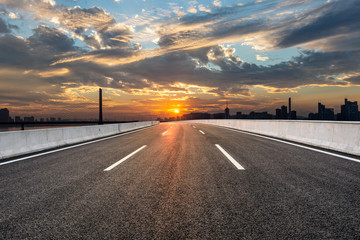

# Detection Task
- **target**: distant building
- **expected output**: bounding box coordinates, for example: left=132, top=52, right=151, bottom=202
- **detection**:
left=290, top=110, right=297, bottom=120
left=319, top=102, right=335, bottom=120
left=275, top=109, right=281, bottom=119
left=181, top=112, right=210, bottom=120
left=0, top=108, right=9, bottom=122
left=276, top=106, right=288, bottom=119
left=340, top=99, right=359, bottom=121
left=308, top=112, right=316, bottom=120
left=248, top=111, right=272, bottom=119
left=15, top=116, right=22, bottom=123
left=309, top=102, right=335, bottom=120
left=281, top=106, right=287, bottom=119
left=213, top=113, right=226, bottom=119
left=235, top=112, right=244, bottom=119
left=24, top=116, right=35, bottom=122
left=191, top=112, right=211, bottom=120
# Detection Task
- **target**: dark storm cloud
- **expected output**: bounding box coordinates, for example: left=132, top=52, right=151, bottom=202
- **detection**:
left=0, top=89, right=54, bottom=106
left=156, top=0, right=360, bottom=54
left=116, top=46, right=360, bottom=93
left=344, top=75, right=360, bottom=85
left=277, top=0, right=360, bottom=48
left=100, top=24, right=133, bottom=47
left=0, top=35, right=32, bottom=66
left=0, top=17, right=10, bottom=33
left=29, top=26, right=76, bottom=53
left=0, top=26, right=77, bottom=68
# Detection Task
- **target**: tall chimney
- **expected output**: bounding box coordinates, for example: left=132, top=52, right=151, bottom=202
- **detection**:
left=99, top=88, right=103, bottom=124
left=288, top=97, right=291, bottom=119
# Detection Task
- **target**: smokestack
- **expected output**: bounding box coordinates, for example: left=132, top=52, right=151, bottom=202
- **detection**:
left=99, top=88, right=103, bottom=124
left=288, top=97, right=291, bottom=119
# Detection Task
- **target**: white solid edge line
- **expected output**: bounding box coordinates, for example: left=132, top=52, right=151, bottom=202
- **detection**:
left=0, top=127, right=152, bottom=167
left=215, top=144, right=245, bottom=170
left=162, top=130, right=168, bottom=135
left=217, top=126, right=360, bottom=164
left=199, top=130, right=205, bottom=135
left=104, top=145, right=147, bottom=171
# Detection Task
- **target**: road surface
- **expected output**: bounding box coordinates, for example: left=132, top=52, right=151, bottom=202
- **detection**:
left=1, top=123, right=359, bottom=239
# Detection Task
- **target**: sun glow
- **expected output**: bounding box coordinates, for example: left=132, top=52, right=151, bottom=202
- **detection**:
left=174, top=109, right=180, bottom=114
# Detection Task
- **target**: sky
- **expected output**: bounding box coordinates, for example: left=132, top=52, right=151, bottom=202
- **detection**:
left=0, top=0, right=359, bottom=120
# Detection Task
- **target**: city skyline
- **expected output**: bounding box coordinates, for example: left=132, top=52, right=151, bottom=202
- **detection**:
left=0, top=0, right=360, bottom=117
left=1, top=97, right=359, bottom=122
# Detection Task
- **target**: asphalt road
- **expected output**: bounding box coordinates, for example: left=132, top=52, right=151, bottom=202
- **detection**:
left=1, top=123, right=360, bottom=239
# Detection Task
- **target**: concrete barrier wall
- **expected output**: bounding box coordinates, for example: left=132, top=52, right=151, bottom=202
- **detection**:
left=188, top=120, right=360, bottom=156
left=0, top=121, right=159, bottom=159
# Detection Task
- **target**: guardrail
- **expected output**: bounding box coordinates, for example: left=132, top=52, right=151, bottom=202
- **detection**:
left=0, top=121, right=159, bottom=159
left=187, top=119, right=360, bottom=156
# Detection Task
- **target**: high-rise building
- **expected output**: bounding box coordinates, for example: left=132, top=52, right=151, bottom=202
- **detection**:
left=0, top=108, right=9, bottom=122
left=281, top=105, right=288, bottom=119
left=318, top=102, right=325, bottom=118
left=308, top=102, right=334, bottom=120
left=340, top=99, right=359, bottom=121
left=275, top=106, right=288, bottom=119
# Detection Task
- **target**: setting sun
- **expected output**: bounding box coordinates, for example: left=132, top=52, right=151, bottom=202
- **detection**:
left=174, top=109, right=180, bottom=114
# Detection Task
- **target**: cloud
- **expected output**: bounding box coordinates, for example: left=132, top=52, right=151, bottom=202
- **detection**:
left=173, top=8, right=186, bottom=18
left=0, top=1, right=122, bottom=50
left=29, top=26, right=76, bottom=53
left=198, top=5, right=211, bottom=13
left=8, top=12, right=18, bottom=19
left=276, top=0, right=360, bottom=49
left=60, top=6, right=115, bottom=32
left=0, top=35, right=33, bottom=66
left=213, top=0, right=221, bottom=7
left=187, top=7, right=197, bottom=14
left=2, top=20, right=358, bottom=106
left=0, top=17, right=10, bottom=33
left=112, top=45, right=360, bottom=98
left=153, top=0, right=360, bottom=55
left=256, top=55, right=269, bottom=61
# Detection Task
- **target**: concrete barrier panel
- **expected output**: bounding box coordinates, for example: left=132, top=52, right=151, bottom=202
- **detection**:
left=0, top=121, right=159, bottom=159
left=187, top=119, right=360, bottom=156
